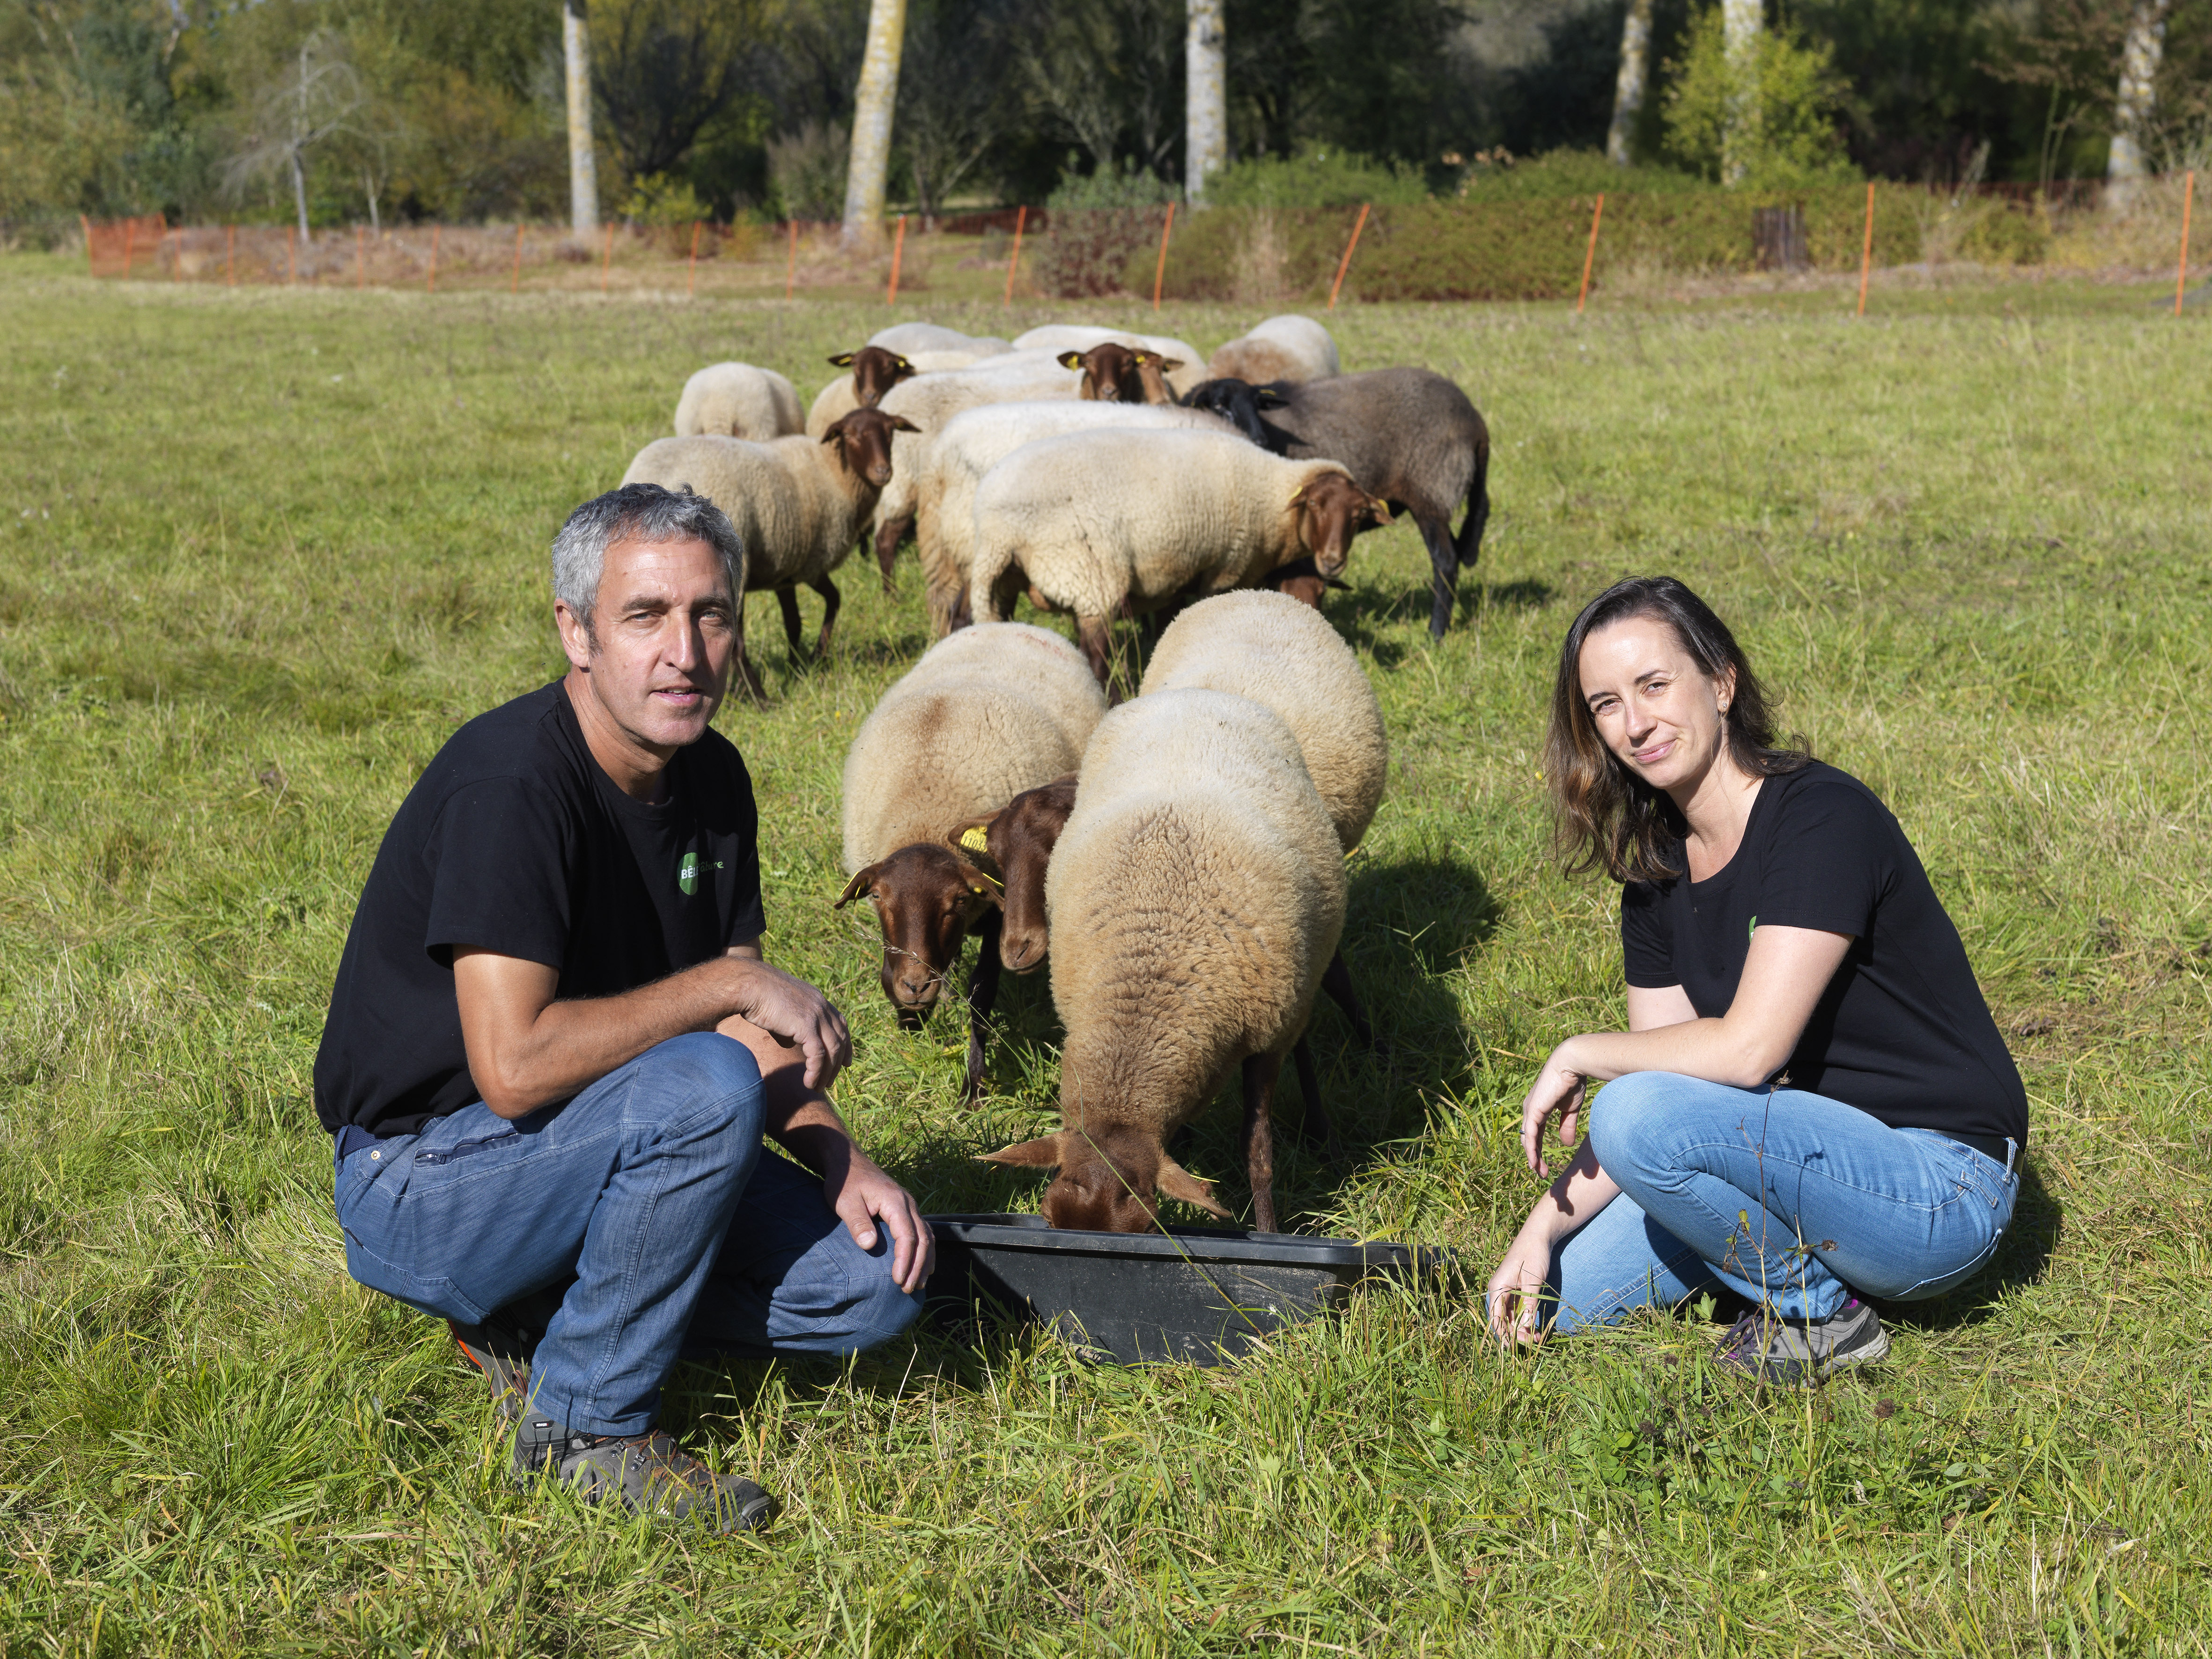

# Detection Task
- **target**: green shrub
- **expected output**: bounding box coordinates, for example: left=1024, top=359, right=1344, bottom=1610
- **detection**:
left=1039, top=160, right=1176, bottom=298
left=1661, top=7, right=1860, bottom=192
left=1447, top=149, right=1711, bottom=203
left=1202, top=148, right=1428, bottom=209
left=621, top=173, right=713, bottom=256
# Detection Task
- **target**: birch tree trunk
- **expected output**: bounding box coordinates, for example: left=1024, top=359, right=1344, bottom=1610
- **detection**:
left=563, top=0, right=598, bottom=235
left=1186, top=0, right=1227, bottom=200
left=1721, top=0, right=1761, bottom=186
left=2107, top=0, right=2172, bottom=190
left=1606, top=0, right=1653, bottom=167
left=843, top=0, right=908, bottom=251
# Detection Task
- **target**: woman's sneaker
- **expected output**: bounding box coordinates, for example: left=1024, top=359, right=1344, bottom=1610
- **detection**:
left=513, top=1415, right=781, bottom=1534
left=1713, top=1297, right=1889, bottom=1386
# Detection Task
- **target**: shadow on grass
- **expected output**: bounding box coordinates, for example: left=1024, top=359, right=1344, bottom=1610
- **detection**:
left=1322, top=576, right=1557, bottom=666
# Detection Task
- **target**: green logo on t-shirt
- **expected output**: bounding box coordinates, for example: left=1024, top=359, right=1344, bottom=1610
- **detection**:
left=679, top=853, right=700, bottom=896
left=1748, top=914, right=1758, bottom=942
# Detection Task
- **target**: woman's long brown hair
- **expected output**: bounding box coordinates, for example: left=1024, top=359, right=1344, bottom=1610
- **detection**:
left=1545, top=576, right=1807, bottom=885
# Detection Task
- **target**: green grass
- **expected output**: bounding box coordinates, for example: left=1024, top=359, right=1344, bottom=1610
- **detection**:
left=1, top=267, right=2209, bottom=1654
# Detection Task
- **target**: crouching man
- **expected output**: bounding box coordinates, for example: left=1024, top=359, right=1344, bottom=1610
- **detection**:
left=313, top=483, right=931, bottom=1533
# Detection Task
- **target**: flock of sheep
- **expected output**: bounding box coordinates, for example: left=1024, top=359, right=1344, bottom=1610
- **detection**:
left=615, top=314, right=1495, bottom=1231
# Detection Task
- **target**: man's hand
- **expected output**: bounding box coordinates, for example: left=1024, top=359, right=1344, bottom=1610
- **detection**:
left=722, top=953, right=851, bottom=1091
left=824, top=1147, right=936, bottom=1294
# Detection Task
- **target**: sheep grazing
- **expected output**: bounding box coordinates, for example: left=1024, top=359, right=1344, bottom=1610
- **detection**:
left=619, top=406, right=917, bottom=700
left=966, top=428, right=1392, bottom=686
left=672, top=362, right=804, bottom=440
left=910, top=400, right=1234, bottom=637
left=947, top=773, right=1076, bottom=977
left=871, top=323, right=1012, bottom=357
left=1056, top=340, right=1182, bottom=405
left=1141, top=588, right=1390, bottom=1048
left=1206, top=315, right=1342, bottom=386
left=1010, top=325, right=1207, bottom=399
left=983, top=689, right=1345, bottom=1232
left=1183, top=369, right=1492, bottom=641
left=835, top=624, right=1106, bottom=1099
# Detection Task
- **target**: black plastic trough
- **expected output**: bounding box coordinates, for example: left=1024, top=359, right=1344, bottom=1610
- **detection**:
left=922, top=1212, right=1453, bottom=1367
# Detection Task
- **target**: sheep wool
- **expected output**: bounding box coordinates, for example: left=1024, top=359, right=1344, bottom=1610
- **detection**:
left=866, top=355, right=1085, bottom=535
left=1140, top=589, right=1386, bottom=853
left=1046, top=689, right=1346, bottom=1140
left=1207, top=315, right=1342, bottom=385
left=672, top=362, right=805, bottom=439
left=841, top=622, right=1106, bottom=873
left=806, top=348, right=1064, bottom=439
left=619, top=431, right=868, bottom=594
left=870, top=323, right=1012, bottom=357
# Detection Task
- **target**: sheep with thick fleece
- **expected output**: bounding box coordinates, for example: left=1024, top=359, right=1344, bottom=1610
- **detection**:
left=836, top=623, right=1106, bottom=1098
left=912, top=400, right=1234, bottom=636
left=983, top=689, right=1345, bottom=1231
left=966, top=428, right=1391, bottom=684
left=804, top=347, right=989, bottom=437
left=871, top=323, right=1012, bottom=357
left=672, top=362, right=805, bottom=439
left=1207, top=315, right=1341, bottom=385
left=1010, top=325, right=1206, bottom=398
left=620, top=406, right=915, bottom=700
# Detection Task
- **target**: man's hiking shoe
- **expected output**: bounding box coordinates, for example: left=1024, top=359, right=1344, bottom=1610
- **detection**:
left=1713, top=1297, right=1889, bottom=1386
left=450, top=1316, right=534, bottom=1422
left=513, top=1415, right=780, bottom=1534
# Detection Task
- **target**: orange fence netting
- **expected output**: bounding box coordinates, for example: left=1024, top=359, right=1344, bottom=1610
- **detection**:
left=82, top=214, right=169, bottom=278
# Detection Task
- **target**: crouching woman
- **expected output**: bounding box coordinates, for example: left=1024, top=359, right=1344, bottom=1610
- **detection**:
left=1486, top=577, right=2027, bottom=1383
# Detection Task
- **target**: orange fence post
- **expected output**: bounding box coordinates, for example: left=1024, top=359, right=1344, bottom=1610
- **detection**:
left=81, top=215, right=93, bottom=275
left=225, top=223, right=236, bottom=286
left=513, top=222, right=525, bottom=293
left=886, top=214, right=907, bottom=304
left=1003, top=205, right=1027, bottom=306
left=687, top=220, right=702, bottom=297
left=1577, top=192, right=1606, bottom=314
left=784, top=220, right=798, bottom=299
left=426, top=224, right=440, bottom=292
left=123, top=218, right=136, bottom=278
left=2177, top=170, right=2196, bottom=317
left=1152, top=201, right=1176, bottom=311
left=601, top=221, right=614, bottom=293
left=1328, top=203, right=1371, bottom=311
left=1857, top=181, right=1876, bottom=317
left=356, top=224, right=365, bottom=288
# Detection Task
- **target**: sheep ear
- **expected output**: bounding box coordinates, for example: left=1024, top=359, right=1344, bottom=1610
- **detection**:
left=1157, top=357, right=1184, bottom=372
left=1056, top=350, right=1085, bottom=370
left=819, top=422, right=846, bottom=445
left=1156, top=1156, right=1232, bottom=1219
left=886, top=413, right=923, bottom=433
left=893, top=354, right=914, bottom=370
left=981, top=1134, right=1063, bottom=1169
left=1287, top=483, right=1307, bottom=505
left=1254, top=386, right=1287, bottom=406
left=1132, top=351, right=1151, bottom=364
left=827, top=352, right=857, bottom=368
left=944, top=814, right=1004, bottom=881
left=832, top=865, right=880, bottom=909
left=1366, top=494, right=1394, bottom=524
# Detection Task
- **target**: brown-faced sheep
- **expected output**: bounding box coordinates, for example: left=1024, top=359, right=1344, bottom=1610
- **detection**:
left=1011, top=325, right=1207, bottom=398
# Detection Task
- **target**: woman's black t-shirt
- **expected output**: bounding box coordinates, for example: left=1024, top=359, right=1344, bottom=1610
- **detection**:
left=1620, top=761, right=2028, bottom=1147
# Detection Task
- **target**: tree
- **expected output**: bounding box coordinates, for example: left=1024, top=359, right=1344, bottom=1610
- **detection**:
left=1663, top=7, right=1854, bottom=189
left=1187, top=0, right=1227, bottom=198
left=896, top=0, right=1011, bottom=220
left=1607, top=0, right=1655, bottom=165
left=1014, top=0, right=1184, bottom=182
left=2109, top=0, right=2173, bottom=182
left=564, top=0, right=598, bottom=232
left=842, top=0, right=907, bottom=247
left=1720, top=0, right=1761, bottom=184
left=223, top=30, right=365, bottom=235
left=593, top=0, right=761, bottom=185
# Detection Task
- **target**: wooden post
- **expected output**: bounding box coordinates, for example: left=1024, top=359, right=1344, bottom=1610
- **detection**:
left=1152, top=201, right=1176, bottom=310
left=1856, top=181, right=1876, bottom=317
left=356, top=224, right=365, bottom=288
left=427, top=224, right=440, bottom=292
left=2177, top=170, right=2197, bottom=317
left=1577, top=193, right=1606, bottom=314
left=225, top=223, right=235, bottom=287
left=1003, top=205, right=1027, bottom=306
left=513, top=222, right=525, bottom=293
left=886, top=213, right=907, bottom=304
left=601, top=221, right=614, bottom=293
left=1328, top=203, right=1371, bottom=311
left=785, top=220, right=798, bottom=299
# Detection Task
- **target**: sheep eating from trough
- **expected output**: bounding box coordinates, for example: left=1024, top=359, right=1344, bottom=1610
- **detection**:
left=965, top=428, right=1392, bottom=686
left=1183, top=369, right=1492, bottom=641
left=672, top=362, right=805, bottom=439
left=619, top=405, right=917, bottom=700
left=1206, top=315, right=1342, bottom=385
left=983, top=689, right=1346, bottom=1232
left=835, top=623, right=1107, bottom=1100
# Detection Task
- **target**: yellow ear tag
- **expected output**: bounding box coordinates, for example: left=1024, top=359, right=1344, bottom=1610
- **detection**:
left=960, top=826, right=990, bottom=853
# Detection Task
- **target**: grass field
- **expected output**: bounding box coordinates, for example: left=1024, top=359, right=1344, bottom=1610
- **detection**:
left=1, top=266, right=2208, bottom=1655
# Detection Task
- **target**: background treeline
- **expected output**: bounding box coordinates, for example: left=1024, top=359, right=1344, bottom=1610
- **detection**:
left=6, top=0, right=2212, bottom=236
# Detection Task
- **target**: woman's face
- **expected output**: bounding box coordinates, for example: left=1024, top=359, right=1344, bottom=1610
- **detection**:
left=1578, top=616, right=1737, bottom=796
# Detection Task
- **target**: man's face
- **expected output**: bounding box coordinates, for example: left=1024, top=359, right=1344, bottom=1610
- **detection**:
left=556, top=536, right=737, bottom=755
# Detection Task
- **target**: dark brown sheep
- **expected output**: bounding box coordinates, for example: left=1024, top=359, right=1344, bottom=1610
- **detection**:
left=834, top=844, right=1003, bottom=1100
left=1055, top=341, right=1182, bottom=405
left=827, top=345, right=919, bottom=407
left=948, top=774, right=1077, bottom=976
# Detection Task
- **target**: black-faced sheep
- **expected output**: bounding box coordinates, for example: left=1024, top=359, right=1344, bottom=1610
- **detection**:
left=1183, top=369, right=1491, bottom=641
left=1206, top=315, right=1341, bottom=385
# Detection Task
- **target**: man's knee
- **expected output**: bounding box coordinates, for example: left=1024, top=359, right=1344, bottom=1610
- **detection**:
left=839, top=1251, right=925, bottom=1353
left=625, top=1031, right=765, bottom=1141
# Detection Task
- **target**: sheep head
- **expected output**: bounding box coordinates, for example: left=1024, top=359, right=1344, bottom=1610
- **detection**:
left=822, top=406, right=920, bottom=489
left=827, top=346, right=917, bottom=406
left=833, top=843, right=996, bottom=1025
left=981, top=1128, right=1231, bottom=1232
left=947, top=773, right=1077, bottom=977
left=1290, top=470, right=1392, bottom=578
left=1058, top=343, right=1181, bottom=405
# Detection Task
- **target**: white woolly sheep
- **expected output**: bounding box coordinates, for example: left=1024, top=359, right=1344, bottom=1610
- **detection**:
left=1206, top=315, right=1342, bottom=385
left=619, top=406, right=916, bottom=700
left=1010, top=325, right=1207, bottom=398
left=870, top=323, right=1013, bottom=357
left=983, top=688, right=1346, bottom=1232
left=966, top=428, right=1392, bottom=685
left=672, top=362, right=805, bottom=439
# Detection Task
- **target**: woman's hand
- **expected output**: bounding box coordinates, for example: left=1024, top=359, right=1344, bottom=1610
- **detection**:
left=1486, top=1223, right=1556, bottom=1347
left=1519, top=1043, right=1590, bottom=1177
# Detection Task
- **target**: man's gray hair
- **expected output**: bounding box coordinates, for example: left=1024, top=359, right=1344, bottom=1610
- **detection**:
left=550, top=483, right=745, bottom=639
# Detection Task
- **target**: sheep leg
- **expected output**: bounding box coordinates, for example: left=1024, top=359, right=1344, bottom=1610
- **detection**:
left=1416, top=510, right=1460, bottom=641
left=1291, top=1033, right=1346, bottom=1166
left=873, top=514, right=913, bottom=593
left=775, top=585, right=806, bottom=659
left=733, top=596, right=768, bottom=704
left=1240, top=1051, right=1282, bottom=1234
left=809, top=574, right=841, bottom=660
left=1320, top=949, right=1382, bottom=1052
left=961, top=911, right=1004, bottom=1103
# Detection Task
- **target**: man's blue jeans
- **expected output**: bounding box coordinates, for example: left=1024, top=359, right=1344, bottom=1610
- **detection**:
left=333, top=1032, right=923, bottom=1437
left=1548, top=1072, right=2020, bottom=1332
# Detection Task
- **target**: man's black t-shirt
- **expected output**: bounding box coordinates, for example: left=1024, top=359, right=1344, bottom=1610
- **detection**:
left=314, top=680, right=765, bottom=1137
left=1620, top=761, right=2027, bottom=1148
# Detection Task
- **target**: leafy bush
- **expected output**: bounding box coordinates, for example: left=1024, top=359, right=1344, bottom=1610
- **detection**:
left=1447, top=148, right=1711, bottom=202
left=1202, top=148, right=1428, bottom=209
left=1661, top=8, right=1860, bottom=192
left=1038, top=160, right=1176, bottom=298
left=767, top=122, right=847, bottom=222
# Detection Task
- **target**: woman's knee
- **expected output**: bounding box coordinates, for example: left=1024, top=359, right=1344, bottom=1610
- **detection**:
left=1589, top=1070, right=1699, bottom=1175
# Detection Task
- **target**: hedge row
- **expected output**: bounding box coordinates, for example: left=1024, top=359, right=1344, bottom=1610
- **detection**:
left=1086, top=185, right=1973, bottom=303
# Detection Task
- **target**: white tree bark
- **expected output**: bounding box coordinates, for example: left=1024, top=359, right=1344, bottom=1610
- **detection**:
left=564, top=0, right=598, bottom=235
left=1606, top=0, right=1653, bottom=167
left=843, top=0, right=909, bottom=250
left=1721, top=0, right=1761, bottom=186
left=2108, top=0, right=2172, bottom=184
left=1186, top=0, right=1227, bottom=200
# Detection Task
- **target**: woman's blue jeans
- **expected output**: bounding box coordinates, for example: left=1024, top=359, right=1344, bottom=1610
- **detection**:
left=333, top=1032, right=923, bottom=1437
left=1549, top=1072, right=2020, bottom=1332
